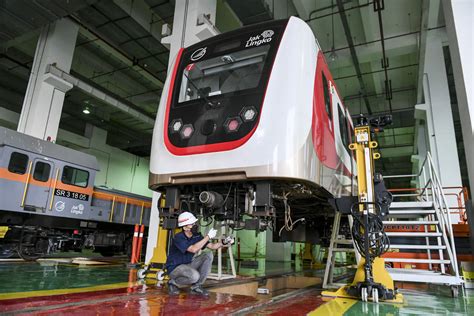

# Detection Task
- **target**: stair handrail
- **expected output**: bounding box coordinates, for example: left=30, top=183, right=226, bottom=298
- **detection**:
left=426, top=152, right=460, bottom=277
left=384, top=154, right=432, bottom=201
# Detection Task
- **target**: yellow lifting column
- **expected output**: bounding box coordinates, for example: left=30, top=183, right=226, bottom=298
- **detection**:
left=322, top=124, right=403, bottom=303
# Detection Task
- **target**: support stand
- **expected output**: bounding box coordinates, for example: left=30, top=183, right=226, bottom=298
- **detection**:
left=322, top=117, right=403, bottom=303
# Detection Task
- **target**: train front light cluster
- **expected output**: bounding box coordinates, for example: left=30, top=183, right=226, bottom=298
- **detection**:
left=170, top=119, right=183, bottom=133
left=224, top=117, right=242, bottom=133
left=240, top=106, right=257, bottom=122
left=180, top=124, right=194, bottom=139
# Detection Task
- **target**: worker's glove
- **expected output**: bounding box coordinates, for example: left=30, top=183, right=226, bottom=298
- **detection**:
left=221, top=235, right=235, bottom=245
left=207, top=228, right=217, bottom=239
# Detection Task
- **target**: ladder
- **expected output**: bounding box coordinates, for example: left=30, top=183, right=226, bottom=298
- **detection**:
left=323, top=212, right=360, bottom=289
left=383, top=152, right=463, bottom=296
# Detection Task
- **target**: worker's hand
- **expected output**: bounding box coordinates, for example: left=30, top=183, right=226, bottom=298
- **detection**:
left=207, top=228, right=217, bottom=239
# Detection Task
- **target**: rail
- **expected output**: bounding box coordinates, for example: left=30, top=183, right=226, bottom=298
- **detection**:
left=384, top=152, right=460, bottom=278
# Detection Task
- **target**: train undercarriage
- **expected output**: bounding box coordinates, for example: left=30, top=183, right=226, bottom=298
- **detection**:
left=159, top=180, right=344, bottom=245
left=0, top=212, right=134, bottom=260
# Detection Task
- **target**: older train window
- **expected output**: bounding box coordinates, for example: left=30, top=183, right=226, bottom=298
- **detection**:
left=62, top=166, right=89, bottom=188
left=8, top=152, right=29, bottom=174
left=33, top=161, right=51, bottom=182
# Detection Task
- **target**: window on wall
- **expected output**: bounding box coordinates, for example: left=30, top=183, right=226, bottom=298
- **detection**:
left=322, top=73, right=332, bottom=121
left=8, top=152, right=29, bottom=174
left=33, top=161, right=51, bottom=182
left=62, top=166, right=89, bottom=188
left=338, top=106, right=350, bottom=151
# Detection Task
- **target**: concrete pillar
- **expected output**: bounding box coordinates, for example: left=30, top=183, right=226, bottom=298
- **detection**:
left=419, top=30, right=462, bottom=185
left=417, top=29, right=463, bottom=221
left=161, top=0, right=219, bottom=68
left=443, top=0, right=474, bottom=199
left=18, top=18, right=78, bottom=141
left=146, top=0, right=219, bottom=264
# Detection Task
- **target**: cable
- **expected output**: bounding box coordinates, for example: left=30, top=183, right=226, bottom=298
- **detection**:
left=350, top=202, right=390, bottom=263
left=278, top=191, right=305, bottom=236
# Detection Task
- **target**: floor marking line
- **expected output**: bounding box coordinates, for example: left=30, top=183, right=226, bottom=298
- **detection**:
left=0, top=282, right=134, bottom=300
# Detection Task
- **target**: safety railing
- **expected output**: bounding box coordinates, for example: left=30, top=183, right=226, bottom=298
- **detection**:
left=383, top=152, right=460, bottom=278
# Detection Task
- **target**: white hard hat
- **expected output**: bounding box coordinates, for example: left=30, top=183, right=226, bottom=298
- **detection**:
left=178, top=212, right=198, bottom=227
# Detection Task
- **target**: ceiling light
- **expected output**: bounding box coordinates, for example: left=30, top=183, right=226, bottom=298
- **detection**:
left=83, top=107, right=90, bottom=114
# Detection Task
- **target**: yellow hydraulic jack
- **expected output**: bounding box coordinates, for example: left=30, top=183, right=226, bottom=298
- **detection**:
left=322, top=116, right=403, bottom=303
left=137, top=197, right=177, bottom=282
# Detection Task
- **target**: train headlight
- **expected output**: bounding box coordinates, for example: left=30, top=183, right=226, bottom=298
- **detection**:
left=180, top=124, right=194, bottom=139
left=224, top=117, right=242, bottom=133
left=170, top=119, right=183, bottom=133
left=240, top=106, right=257, bottom=122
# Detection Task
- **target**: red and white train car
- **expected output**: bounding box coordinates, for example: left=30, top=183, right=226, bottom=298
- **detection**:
left=150, top=17, right=355, bottom=242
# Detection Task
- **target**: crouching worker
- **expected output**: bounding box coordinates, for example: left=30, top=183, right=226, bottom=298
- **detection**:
left=166, top=211, right=225, bottom=296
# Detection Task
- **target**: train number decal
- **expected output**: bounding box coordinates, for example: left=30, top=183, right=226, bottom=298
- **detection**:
left=55, top=189, right=89, bottom=201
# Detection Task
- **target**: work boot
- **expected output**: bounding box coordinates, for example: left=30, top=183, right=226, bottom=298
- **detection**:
left=168, top=281, right=180, bottom=295
left=190, top=285, right=209, bottom=296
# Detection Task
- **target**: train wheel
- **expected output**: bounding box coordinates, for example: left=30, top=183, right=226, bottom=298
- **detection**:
left=156, top=270, right=165, bottom=281
left=137, top=268, right=147, bottom=279
left=18, top=234, right=47, bottom=261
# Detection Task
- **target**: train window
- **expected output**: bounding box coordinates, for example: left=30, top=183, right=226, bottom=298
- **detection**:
left=322, top=74, right=332, bottom=120
left=178, top=44, right=271, bottom=103
left=62, top=166, right=89, bottom=188
left=338, top=106, right=350, bottom=150
left=8, top=152, right=28, bottom=174
left=33, top=162, right=51, bottom=182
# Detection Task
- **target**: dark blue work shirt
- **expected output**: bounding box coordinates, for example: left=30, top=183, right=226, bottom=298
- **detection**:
left=165, top=231, right=204, bottom=273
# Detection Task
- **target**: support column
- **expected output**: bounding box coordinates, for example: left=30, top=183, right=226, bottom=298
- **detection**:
left=18, top=18, right=78, bottom=141
left=416, top=29, right=462, bottom=221
left=418, top=30, right=462, bottom=185
left=443, top=0, right=474, bottom=198
left=146, top=0, right=219, bottom=264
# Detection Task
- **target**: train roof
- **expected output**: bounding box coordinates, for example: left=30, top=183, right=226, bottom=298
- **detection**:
left=0, top=126, right=100, bottom=171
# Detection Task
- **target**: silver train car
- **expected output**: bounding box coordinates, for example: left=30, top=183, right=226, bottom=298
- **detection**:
left=0, top=126, right=151, bottom=260
left=149, top=17, right=356, bottom=244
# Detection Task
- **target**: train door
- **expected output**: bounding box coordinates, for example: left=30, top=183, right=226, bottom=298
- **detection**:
left=24, top=158, right=54, bottom=211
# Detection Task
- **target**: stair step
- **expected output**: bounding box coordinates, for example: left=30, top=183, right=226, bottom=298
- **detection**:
left=387, top=268, right=463, bottom=285
left=390, top=201, right=434, bottom=209
left=387, top=210, right=435, bottom=216
left=332, top=248, right=356, bottom=252
left=383, top=220, right=439, bottom=225
left=386, top=232, right=442, bottom=237
left=384, top=258, right=451, bottom=264
left=333, top=240, right=353, bottom=245
left=389, top=244, right=447, bottom=250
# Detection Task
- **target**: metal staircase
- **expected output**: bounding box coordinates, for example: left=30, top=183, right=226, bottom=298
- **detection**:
left=383, top=153, right=463, bottom=295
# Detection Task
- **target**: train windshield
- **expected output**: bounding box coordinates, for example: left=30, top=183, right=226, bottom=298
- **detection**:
left=178, top=45, right=271, bottom=103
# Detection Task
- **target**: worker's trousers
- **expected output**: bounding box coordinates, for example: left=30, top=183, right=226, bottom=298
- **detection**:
left=168, top=252, right=213, bottom=287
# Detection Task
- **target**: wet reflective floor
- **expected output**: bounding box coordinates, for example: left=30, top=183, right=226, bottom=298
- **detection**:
left=0, top=261, right=473, bottom=315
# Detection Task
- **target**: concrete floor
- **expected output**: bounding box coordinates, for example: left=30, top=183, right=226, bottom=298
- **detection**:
left=0, top=260, right=472, bottom=315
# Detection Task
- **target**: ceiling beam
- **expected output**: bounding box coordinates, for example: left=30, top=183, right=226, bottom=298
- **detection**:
left=46, top=65, right=155, bottom=126
left=70, top=15, right=164, bottom=89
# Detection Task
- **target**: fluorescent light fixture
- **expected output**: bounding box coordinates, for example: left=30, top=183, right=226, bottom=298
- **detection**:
left=83, top=107, right=90, bottom=114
